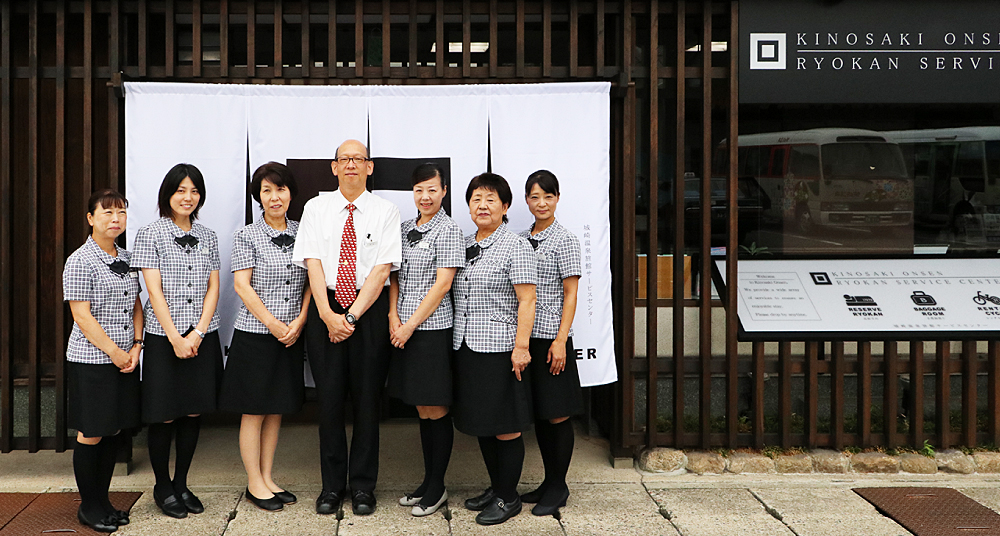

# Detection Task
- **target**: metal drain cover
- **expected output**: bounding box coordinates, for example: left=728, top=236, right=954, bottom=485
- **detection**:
left=855, top=487, right=1000, bottom=536
left=0, top=492, right=141, bottom=535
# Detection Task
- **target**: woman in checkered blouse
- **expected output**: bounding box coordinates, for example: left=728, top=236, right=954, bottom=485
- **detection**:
left=132, top=164, right=223, bottom=519
left=218, top=162, right=311, bottom=512
left=452, top=173, right=538, bottom=526
left=387, top=163, right=464, bottom=517
left=518, top=170, right=584, bottom=517
left=63, top=189, right=142, bottom=533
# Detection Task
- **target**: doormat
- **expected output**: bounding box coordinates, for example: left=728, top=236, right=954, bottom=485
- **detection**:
left=855, top=487, right=1000, bottom=536
left=0, top=492, right=142, bottom=535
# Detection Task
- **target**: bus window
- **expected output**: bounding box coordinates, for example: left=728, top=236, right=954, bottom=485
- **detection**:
left=820, top=143, right=908, bottom=178
left=988, top=141, right=1000, bottom=183
left=769, top=148, right=787, bottom=177
left=955, top=141, right=986, bottom=179
left=789, top=145, right=820, bottom=178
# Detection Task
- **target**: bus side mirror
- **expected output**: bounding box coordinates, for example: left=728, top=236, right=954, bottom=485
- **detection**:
left=958, top=176, right=986, bottom=193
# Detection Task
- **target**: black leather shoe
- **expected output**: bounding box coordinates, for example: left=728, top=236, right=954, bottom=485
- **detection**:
left=78, top=508, right=119, bottom=533
left=246, top=488, right=284, bottom=511
left=352, top=489, right=376, bottom=515
left=475, top=495, right=522, bottom=525
left=274, top=490, right=297, bottom=505
left=176, top=489, right=205, bottom=514
left=520, top=484, right=547, bottom=504
left=153, top=491, right=188, bottom=519
left=316, top=489, right=344, bottom=515
left=464, top=488, right=496, bottom=511
left=531, top=486, right=569, bottom=516
left=110, top=509, right=130, bottom=526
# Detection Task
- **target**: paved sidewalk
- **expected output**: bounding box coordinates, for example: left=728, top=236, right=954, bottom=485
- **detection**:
left=4, top=422, right=1000, bottom=534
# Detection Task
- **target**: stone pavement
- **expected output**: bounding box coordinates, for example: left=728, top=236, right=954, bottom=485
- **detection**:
left=4, top=422, right=1000, bottom=534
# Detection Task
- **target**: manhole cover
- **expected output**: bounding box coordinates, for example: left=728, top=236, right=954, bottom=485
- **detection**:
left=855, top=487, right=1000, bottom=536
left=0, top=492, right=141, bottom=535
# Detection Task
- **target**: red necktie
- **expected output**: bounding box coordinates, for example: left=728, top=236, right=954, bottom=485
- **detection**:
left=335, top=203, right=357, bottom=310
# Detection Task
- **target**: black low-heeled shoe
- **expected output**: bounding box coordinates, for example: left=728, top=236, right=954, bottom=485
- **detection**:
left=246, top=488, right=284, bottom=511
left=154, top=492, right=188, bottom=519
left=464, top=488, right=496, bottom=511
left=475, top=496, right=522, bottom=525
left=176, top=489, right=205, bottom=514
left=111, top=509, right=130, bottom=525
left=531, top=487, right=569, bottom=517
left=78, top=508, right=119, bottom=533
left=273, top=490, right=297, bottom=505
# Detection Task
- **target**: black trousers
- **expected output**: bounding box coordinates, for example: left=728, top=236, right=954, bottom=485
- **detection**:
left=306, top=287, right=391, bottom=493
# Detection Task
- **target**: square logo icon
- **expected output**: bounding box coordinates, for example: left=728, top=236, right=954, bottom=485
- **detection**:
left=750, top=33, right=786, bottom=70
left=810, top=272, right=831, bottom=285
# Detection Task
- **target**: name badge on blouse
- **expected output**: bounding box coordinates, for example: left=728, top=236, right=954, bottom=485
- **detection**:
left=129, top=271, right=139, bottom=279
left=536, top=250, right=548, bottom=261
left=418, top=241, right=430, bottom=249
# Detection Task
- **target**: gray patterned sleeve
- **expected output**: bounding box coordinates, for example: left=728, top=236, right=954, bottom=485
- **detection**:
left=62, top=254, right=94, bottom=302
left=558, top=232, right=583, bottom=279
left=131, top=225, right=159, bottom=269
left=230, top=227, right=255, bottom=272
left=438, top=222, right=465, bottom=269
left=207, top=228, right=222, bottom=271
left=509, top=236, right=538, bottom=286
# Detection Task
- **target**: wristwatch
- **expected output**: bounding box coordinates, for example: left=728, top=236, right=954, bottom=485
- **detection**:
left=193, top=328, right=206, bottom=339
left=132, top=339, right=144, bottom=349
left=345, top=312, right=357, bottom=326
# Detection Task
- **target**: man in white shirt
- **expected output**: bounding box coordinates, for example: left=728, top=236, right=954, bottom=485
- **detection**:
left=293, top=139, right=402, bottom=516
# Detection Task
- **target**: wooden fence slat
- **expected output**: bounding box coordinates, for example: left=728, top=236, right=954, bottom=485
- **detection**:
left=275, top=0, right=283, bottom=77
left=805, top=341, right=819, bottom=447
left=962, top=340, right=977, bottom=447
left=328, top=0, right=337, bottom=77
left=515, top=0, right=524, bottom=77
left=752, top=341, right=765, bottom=448
left=166, top=0, right=175, bottom=77
left=832, top=341, right=845, bottom=449
left=646, top=0, right=659, bottom=447
left=725, top=0, right=739, bottom=448
left=674, top=0, right=689, bottom=448
left=220, top=0, right=228, bottom=77
left=595, top=0, right=604, bottom=77
left=620, top=0, right=635, bottom=449
left=247, top=0, right=255, bottom=77
left=884, top=341, right=898, bottom=447
left=568, top=0, right=577, bottom=77
left=109, top=0, right=120, bottom=184
left=936, top=341, right=951, bottom=447
left=859, top=341, right=872, bottom=446
left=301, top=0, right=310, bottom=77
left=382, top=0, right=390, bottom=78
left=138, top=0, right=147, bottom=76
left=408, top=0, right=417, bottom=77
left=488, top=0, right=497, bottom=77
left=910, top=341, right=925, bottom=447
left=0, top=0, right=12, bottom=454
left=54, top=0, right=68, bottom=453
left=84, top=0, right=93, bottom=197
left=698, top=0, right=712, bottom=448
left=462, top=0, right=471, bottom=78
left=435, top=0, right=443, bottom=77
left=355, top=0, right=363, bottom=76
left=541, top=0, right=550, bottom=77
left=780, top=342, right=792, bottom=447
left=193, top=0, right=202, bottom=76
left=991, top=341, right=1000, bottom=446
left=27, top=0, right=41, bottom=453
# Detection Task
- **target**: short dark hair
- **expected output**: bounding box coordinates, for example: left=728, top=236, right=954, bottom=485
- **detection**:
left=465, top=172, right=512, bottom=224
left=157, top=163, right=206, bottom=220
left=411, top=162, right=446, bottom=188
left=525, top=169, right=560, bottom=196
left=87, top=188, right=128, bottom=215
left=251, top=162, right=299, bottom=206
left=334, top=142, right=370, bottom=159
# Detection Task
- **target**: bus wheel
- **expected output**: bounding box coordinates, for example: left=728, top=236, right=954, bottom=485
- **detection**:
left=795, top=205, right=813, bottom=234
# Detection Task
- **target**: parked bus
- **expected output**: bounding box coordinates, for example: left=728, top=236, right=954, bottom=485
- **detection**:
left=718, top=128, right=914, bottom=234
left=882, top=127, right=1000, bottom=244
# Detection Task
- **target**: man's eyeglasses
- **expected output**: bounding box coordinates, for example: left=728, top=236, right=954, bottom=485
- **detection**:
left=336, top=156, right=370, bottom=165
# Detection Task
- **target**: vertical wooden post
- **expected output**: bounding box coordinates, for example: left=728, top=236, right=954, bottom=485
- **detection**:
left=27, top=0, right=41, bottom=453
left=805, top=341, right=819, bottom=448
left=193, top=0, right=203, bottom=76
left=962, top=340, right=977, bottom=447
left=275, top=0, right=284, bottom=77
left=780, top=342, right=792, bottom=447
left=646, top=0, right=660, bottom=447
left=752, top=341, right=765, bottom=448
left=0, top=0, right=13, bottom=454
left=883, top=341, right=899, bottom=448
left=54, top=0, right=68, bottom=453
left=936, top=341, right=951, bottom=448
left=910, top=341, right=925, bottom=448
left=698, top=0, right=713, bottom=449
left=672, top=0, right=687, bottom=449
left=858, top=341, right=872, bottom=446
left=302, top=0, right=310, bottom=77
left=725, top=0, right=739, bottom=448
left=832, top=341, right=845, bottom=449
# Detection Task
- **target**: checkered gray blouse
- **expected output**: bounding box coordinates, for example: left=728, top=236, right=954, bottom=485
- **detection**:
left=132, top=218, right=222, bottom=336
left=231, top=218, right=308, bottom=334
left=520, top=220, right=582, bottom=339
left=62, top=237, right=142, bottom=364
left=397, top=211, right=465, bottom=331
left=452, top=223, right=537, bottom=353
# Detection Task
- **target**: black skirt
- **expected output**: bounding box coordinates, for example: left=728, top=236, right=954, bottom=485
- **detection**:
left=68, top=361, right=141, bottom=438
left=387, top=328, right=453, bottom=406
left=527, top=337, right=584, bottom=420
left=452, top=343, right=533, bottom=437
left=141, top=331, right=223, bottom=423
left=218, top=329, right=305, bottom=415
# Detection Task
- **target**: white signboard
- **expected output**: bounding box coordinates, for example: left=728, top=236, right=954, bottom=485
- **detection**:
left=715, top=258, right=1000, bottom=339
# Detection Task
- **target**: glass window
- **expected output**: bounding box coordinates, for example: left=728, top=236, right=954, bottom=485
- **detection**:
left=987, top=141, right=1000, bottom=181
left=789, top=145, right=820, bottom=178
left=820, top=143, right=908, bottom=178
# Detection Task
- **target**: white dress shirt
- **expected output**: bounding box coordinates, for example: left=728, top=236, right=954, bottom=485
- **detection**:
left=292, top=189, right=402, bottom=289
